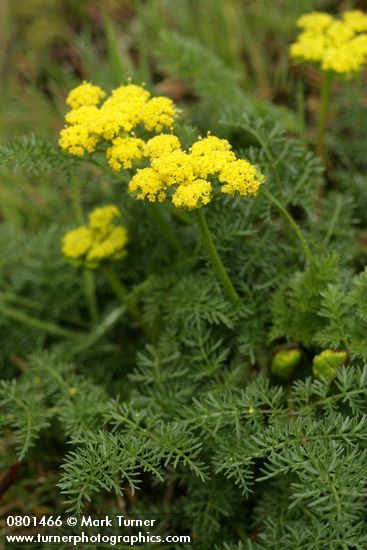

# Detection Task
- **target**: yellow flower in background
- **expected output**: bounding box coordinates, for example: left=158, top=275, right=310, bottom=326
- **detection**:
left=86, top=226, right=127, bottom=262
left=88, top=204, right=121, bottom=234
left=66, top=81, right=106, bottom=109
left=342, top=10, right=367, bottom=32
left=62, top=226, right=93, bottom=259
left=296, top=12, right=333, bottom=31
left=290, top=10, right=367, bottom=76
left=62, top=205, right=128, bottom=267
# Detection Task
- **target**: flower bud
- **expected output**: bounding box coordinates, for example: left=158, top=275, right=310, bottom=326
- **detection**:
left=312, top=350, right=347, bottom=380
left=271, top=349, right=302, bottom=379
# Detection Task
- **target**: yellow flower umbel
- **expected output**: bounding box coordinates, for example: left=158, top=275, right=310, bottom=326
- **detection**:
left=62, top=205, right=128, bottom=269
left=59, top=81, right=179, bottom=161
left=290, top=10, right=367, bottom=76
left=128, top=134, right=264, bottom=210
left=290, top=10, right=367, bottom=161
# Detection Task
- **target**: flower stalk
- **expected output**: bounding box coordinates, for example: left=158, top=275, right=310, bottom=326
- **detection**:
left=149, top=203, right=183, bottom=254
left=315, top=72, right=332, bottom=162
left=261, top=187, right=313, bottom=264
left=103, top=266, right=155, bottom=341
left=70, top=174, right=99, bottom=324
left=195, top=209, right=240, bottom=303
left=0, top=303, right=81, bottom=340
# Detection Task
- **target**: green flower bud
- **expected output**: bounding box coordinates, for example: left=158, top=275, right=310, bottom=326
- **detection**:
left=271, top=349, right=302, bottom=379
left=312, top=350, right=347, bottom=380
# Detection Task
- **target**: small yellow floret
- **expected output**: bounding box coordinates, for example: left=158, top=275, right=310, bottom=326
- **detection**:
left=106, top=137, right=145, bottom=171
left=190, top=136, right=236, bottom=177
left=190, top=135, right=233, bottom=155
left=65, top=105, right=100, bottom=128
left=297, top=12, right=333, bottom=30
left=142, top=97, right=178, bottom=132
left=172, top=180, right=212, bottom=210
left=152, top=151, right=195, bottom=186
left=108, top=84, right=151, bottom=103
left=88, top=204, right=121, bottom=235
left=62, top=226, right=93, bottom=260
left=322, top=36, right=367, bottom=73
left=290, top=31, right=326, bottom=63
left=87, top=84, right=150, bottom=140
left=87, top=226, right=128, bottom=262
left=143, top=134, right=181, bottom=160
left=219, top=159, right=264, bottom=197
left=343, top=10, right=367, bottom=32
left=129, top=168, right=166, bottom=202
left=66, top=81, right=106, bottom=109
left=325, top=21, right=355, bottom=44
left=58, top=124, right=98, bottom=156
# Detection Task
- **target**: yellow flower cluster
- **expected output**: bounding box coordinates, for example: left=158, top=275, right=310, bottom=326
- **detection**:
left=290, top=10, right=367, bottom=75
left=59, top=81, right=178, bottom=158
left=128, top=134, right=264, bottom=210
left=62, top=205, right=128, bottom=267
left=59, top=82, right=264, bottom=211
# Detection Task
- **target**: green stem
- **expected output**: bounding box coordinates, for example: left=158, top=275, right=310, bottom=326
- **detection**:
left=70, top=174, right=84, bottom=225
left=149, top=203, right=183, bottom=254
left=261, top=187, right=312, bottom=264
left=316, top=72, right=332, bottom=162
left=296, top=81, right=306, bottom=147
left=0, top=303, right=81, bottom=340
left=103, top=266, right=154, bottom=342
left=0, top=291, right=89, bottom=328
left=69, top=174, right=98, bottom=324
left=82, top=270, right=98, bottom=324
left=195, top=209, right=240, bottom=303
left=164, top=202, right=194, bottom=225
